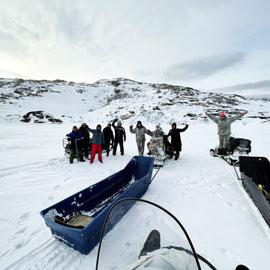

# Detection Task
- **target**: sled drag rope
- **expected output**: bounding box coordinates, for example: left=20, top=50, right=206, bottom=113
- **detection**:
left=151, top=167, right=161, bottom=183
left=233, top=163, right=241, bottom=180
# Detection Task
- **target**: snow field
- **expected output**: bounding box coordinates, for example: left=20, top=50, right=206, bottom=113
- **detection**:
left=0, top=119, right=270, bottom=269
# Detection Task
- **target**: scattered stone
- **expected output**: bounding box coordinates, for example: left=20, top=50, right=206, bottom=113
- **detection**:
left=120, top=114, right=134, bottom=120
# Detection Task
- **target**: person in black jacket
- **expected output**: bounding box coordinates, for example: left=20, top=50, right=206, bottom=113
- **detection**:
left=66, top=126, right=85, bottom=163
left=103, top=123, right=114, bottom=156
left=79, top=123, right=90, bottom=159
left=167, top=122, right=189, bottom=160
left=112, top=119, right=126, bottom=155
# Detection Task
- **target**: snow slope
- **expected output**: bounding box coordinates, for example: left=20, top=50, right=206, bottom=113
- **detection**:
left=0, top=78, right=270, bottom=270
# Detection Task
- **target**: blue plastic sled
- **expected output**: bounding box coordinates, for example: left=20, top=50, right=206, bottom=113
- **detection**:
left=40, top=156, right=154, bottom=254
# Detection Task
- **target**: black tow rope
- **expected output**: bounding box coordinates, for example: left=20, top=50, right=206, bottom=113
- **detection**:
left=151, top=167, right=161, bottom=183
left=233, top=162, right=241, bottom=180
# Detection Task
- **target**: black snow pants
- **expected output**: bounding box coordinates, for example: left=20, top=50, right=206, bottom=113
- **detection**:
left=113, top=139, right=124, bottom=155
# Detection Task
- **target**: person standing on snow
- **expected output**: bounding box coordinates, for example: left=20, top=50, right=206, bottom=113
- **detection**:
left=147, top=125, right=165, bottom=156
left=130, top=121, right=151, bottom=155
left=206, top=111, right=247, bottom=155
left=112, top=119, right=126, bottom=156
left=79, top=123, right=90, bottom=159
left=88, top=125, right=104, bottom=163
left=103, top=123, right=114, bottom=157
left=66, top=126, right=85, bottom=163
left=167, top=123, right=189, bottom=160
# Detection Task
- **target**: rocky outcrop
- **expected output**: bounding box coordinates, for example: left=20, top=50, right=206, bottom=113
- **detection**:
left=21, top=111, right=62, bottom=123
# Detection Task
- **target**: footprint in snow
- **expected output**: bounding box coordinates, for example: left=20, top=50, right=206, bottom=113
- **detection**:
left=15, top=238, right=31, bottom=249
left=19, top=212, right=30, bottom=220
left=221, top=248, right=237, bottom=259
left=15, top=226, right=27, bottom=235
left=210, top=190, right=223, bottom=199
left=53, top=184, right=60, bottom=190
left=226, top=202, right=247, bottom=211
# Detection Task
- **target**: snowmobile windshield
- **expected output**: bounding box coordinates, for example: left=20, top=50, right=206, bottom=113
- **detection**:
left=95, top=198, right=209, bottom=270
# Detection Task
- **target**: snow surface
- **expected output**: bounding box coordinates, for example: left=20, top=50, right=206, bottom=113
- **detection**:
left=1, top=78, right=270, bottom=270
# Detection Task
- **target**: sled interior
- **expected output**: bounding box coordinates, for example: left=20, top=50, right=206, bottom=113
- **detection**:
left=40, top=156, right=154, bottom=254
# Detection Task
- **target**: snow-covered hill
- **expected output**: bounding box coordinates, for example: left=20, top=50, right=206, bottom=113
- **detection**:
left=1, top=77, right=270, bottom=270
left=1, top=77, right=270, bottom=124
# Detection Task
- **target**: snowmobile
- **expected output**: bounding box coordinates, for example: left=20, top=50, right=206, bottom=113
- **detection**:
left=210, top=137, right=251, bottom=166
left=95, top=198, right=249, bottom=270
left=63, top=137, right=85, bottom=163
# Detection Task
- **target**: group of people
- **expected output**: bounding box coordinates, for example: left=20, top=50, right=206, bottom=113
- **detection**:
left=130, top=121, right=189, bottom=160
left=66, top=119, right=189, bottom=164
left=66, top=110, right=247, bottom=164
left=66, top=119, right=125, bottom=163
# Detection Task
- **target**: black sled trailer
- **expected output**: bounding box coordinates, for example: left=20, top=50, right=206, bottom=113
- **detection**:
left=239, top=156, right=270, bottom=227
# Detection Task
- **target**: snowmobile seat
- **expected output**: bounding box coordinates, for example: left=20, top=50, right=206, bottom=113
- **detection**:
left=229, top=137, right=251, bottom=154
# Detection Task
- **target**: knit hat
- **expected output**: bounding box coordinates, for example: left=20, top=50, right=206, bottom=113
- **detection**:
left=220, top=112, right=226, bottom=118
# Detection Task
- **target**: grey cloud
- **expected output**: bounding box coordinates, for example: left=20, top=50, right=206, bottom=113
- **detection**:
left=0, top=0, right=269, bottom=85
left=221, top=79, right=270, bottom=91
left=0, top=68, right=23, bottom=78
left=217, top=79, right=270, bottom=98
left=165, top=52, right=246, bottom=80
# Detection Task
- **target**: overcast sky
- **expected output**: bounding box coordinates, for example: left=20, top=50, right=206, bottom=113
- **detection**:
left=0, top=0, right=270, bottom=95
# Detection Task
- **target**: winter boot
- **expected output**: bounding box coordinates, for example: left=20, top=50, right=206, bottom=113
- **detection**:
left=175, top=151, right=180, bottom=160
left=139, top=230, right=161, bottom=258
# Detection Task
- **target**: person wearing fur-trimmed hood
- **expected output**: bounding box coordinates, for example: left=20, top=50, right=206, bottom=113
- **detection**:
left=130, top=121, right=151, bottom=155
left=167, top=122, right=189, bottom=160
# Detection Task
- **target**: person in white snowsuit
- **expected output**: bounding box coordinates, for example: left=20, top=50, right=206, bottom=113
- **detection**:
left=128, top=229, right=250, bottom=270
left=206, top=111, right=247, bottom=155
left=130, top=121, right=151, bottom=155
left=128, top=247, right=195, bottom=270
left=128, top=249, right=249, bottom=270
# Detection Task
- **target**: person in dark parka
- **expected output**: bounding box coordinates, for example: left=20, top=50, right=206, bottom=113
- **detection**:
left=79, top=123, right=90, bottom=159
left=103, top=123, right=114, bottom=156
left=112, top=119, right=126, bottom=155
left=66, top=126, right=85, bottom=163
left=167, top=123, right=189, bottom=160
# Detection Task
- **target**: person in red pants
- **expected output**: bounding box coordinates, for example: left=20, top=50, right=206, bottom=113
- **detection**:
left=88, top=125, right=105, bottom=163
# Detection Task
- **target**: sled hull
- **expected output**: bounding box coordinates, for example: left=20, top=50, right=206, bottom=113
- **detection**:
left=239, top=156, right=270, bottom=227
left=40, top=156, right=154, bottom=254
